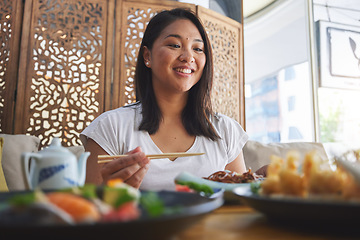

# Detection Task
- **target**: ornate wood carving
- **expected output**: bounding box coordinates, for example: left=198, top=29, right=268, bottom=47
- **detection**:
left=15, top=0, right=112, bottom=147
left=198, top=6, right=245, bottom=127
left=0, top=0, right=23, bottom=134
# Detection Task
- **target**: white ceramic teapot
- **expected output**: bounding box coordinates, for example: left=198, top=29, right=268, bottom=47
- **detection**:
left=22, top=138, right=90, bottom=190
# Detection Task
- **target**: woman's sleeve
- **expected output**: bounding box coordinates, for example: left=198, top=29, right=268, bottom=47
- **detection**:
left=222, top=116, right=249, bottom=164
left=80, top=113, right=121, bottom=156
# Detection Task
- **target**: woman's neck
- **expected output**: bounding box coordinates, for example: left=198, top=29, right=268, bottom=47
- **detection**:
left=155, top=92, right=188, bottom=119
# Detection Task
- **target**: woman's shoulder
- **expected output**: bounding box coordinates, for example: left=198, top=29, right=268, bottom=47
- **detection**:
left=211, top=112, right=247, bottom=138
left=80, top=102, right=141, bottom=148
left=210, top=112, right=248, bottom=151
left=211, top=112, right=241, bottom=128
left=99, top=102, right=141, bottom=119
left=87, top=102, right=141, bottom=130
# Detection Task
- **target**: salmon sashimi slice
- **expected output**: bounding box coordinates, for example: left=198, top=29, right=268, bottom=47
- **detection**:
left=47, top=192, right=100, bottom=223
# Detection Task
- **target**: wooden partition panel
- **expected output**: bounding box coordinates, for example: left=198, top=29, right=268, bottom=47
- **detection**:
left=0, top=0, right=23, bottom=134
left=15, top=0, right=113, bottom=147
left=2, top=0, right=244, bottom=147
left=197, top=6, right=245, bottom=127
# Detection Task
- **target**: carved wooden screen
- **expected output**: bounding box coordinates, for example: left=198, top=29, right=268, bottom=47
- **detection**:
left=198, top=6, right=245, bottom=127
left=14, top=0, right=114, bottom=147
left=3, top=0, right=244, bottom=147
left=0, top=0, right=23, bottom=134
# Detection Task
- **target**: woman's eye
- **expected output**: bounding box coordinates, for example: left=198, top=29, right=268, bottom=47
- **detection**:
left=194, top=47, right=204, bottom=52
left=169, top=44, right=180, bottom=48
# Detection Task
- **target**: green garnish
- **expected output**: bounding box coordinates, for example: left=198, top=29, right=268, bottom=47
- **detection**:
left=250, top=181, right=261, bottom=194
left=58, top=184, right=97, bottom=199
left=8, top=190, right=47, bottom=206
left=175, top=180, right=214, bottom=195
left=79, top=184, right=97, bottom=199
left=140, top=191, right=165, bottom=217
left=103, top=186, right=138, bottom=208
left=9, top=192, right=36, bottom=206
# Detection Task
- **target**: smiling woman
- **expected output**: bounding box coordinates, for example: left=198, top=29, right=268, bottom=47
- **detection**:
left=80, top=8, right=248, bottom=191
left=135, top=9, right=214, bottom=139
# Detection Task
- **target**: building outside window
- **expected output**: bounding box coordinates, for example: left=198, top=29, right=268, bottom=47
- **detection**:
left=245, top=62, right=313, bottom=143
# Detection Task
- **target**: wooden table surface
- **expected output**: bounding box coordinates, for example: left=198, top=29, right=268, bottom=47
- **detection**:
left=174, top=205, right=359, bottom=240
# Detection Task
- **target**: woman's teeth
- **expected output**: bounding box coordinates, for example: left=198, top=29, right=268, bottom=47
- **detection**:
left=175, top=68, right=192, bottom=74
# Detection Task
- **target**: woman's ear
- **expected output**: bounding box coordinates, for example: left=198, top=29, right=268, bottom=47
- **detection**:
left=143, top=46, right=151, bottom=67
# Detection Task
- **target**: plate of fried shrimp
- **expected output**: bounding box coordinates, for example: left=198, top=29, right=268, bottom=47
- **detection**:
left=233, top=150, right=360, bottom=229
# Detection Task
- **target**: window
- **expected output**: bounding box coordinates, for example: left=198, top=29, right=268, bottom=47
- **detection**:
left=318, top=88, right=360, bottom=144
left=245, top=62, right=313, bottom=143
left=288, top=96, right=296, bottom=112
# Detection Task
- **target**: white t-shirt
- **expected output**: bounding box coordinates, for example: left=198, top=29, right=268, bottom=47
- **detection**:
left=80, top=103, right=248, bottom=191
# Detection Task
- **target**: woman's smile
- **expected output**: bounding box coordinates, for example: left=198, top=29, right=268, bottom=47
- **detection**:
left=174, top=67, right=193, bottom=74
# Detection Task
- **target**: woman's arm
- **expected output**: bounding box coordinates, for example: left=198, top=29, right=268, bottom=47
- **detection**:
left=225, top=151, right=246, bottom=173
left=84, top=138, right=108, bottom=184
left=84, top=138, right=150, bottom=188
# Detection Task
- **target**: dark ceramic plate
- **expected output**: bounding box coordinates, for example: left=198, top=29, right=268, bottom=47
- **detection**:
left=0, top=190, right=223, bottom=240
left=233, top=187, right=360, bottom=232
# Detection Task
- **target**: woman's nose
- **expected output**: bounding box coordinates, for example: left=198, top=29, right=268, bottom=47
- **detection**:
left=179, top=49, right=195, bottom=63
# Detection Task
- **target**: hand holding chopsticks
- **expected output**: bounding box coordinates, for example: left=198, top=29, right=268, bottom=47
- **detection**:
left=98, top=152, right=204, bottom=163
left=100, top=147, right=150, bottom=189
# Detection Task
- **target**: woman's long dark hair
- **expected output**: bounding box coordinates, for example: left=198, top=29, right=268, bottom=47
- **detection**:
left=135, top=8, right=219, bottom=141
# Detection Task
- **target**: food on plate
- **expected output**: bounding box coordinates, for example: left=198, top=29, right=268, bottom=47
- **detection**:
left=0, top=179, right=171, bottom=225
left=256, top=150, right=360, bottom=200
left=175, top=184, right=195, bottom=193
left=175, top=170, right=263, bottom=194
left=203, top=169, right=263, bottom=183
left=259, top=153, right=307, bottom=196
left=342, top=173, right=360, bottom=199
left=47, top=192, right=101, bottom=223
left=175, top=178, right=215, bottom=195
left=103, top=179, right=140, bottom=208
left=0, top=190, right=74, bottom=225
left=304, top=151, right=344, bottom=195
left=102, top=202, right=140, bottom=222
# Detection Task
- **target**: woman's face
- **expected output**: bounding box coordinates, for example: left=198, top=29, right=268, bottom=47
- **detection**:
left=143, top=19, right=206, bottom=95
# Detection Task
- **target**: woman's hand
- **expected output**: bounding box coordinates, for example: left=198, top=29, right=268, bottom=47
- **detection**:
left=255, top=165, right=268, bottom=177
left=84, top=138, right=150, bottom=189
left=101, top=147, right=150, bottom=188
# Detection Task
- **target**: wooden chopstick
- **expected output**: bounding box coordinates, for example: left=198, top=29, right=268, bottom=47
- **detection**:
left=97, top=152, right=204, bottom=163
